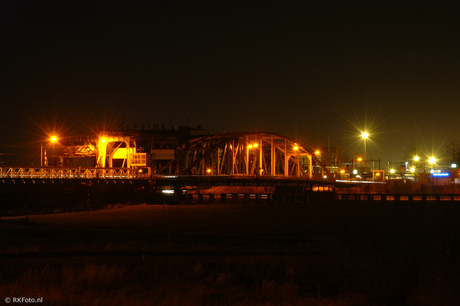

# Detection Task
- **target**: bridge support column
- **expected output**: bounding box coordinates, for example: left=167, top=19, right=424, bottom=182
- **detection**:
left=209, top=194, right=215, bottom=203
left=220, top=193, right=226, bottom=204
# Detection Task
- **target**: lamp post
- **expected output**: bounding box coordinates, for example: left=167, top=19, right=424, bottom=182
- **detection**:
left=362, top=132, right=369, bottom=168
left=41, top=136, right=58, bottom=166
left=429, top=157, right=436, bottom=171
left=413, top=156, right=419, bottom=170
left=246, top=142, right=258, bottom=175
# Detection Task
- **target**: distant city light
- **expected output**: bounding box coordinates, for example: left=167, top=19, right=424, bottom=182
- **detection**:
left=414, top=156, right=420, bottom=161
left=353, top=169, right=358, bottom=174
left=429, top=157, right=436, bottom=164
left=390, top=169, right=395, bottom=174
left=362, top=132, right=369, bottom=139
left=49, top=136, right=58, bottom=143
left=357, top=157, right=362, bottom=162
left=315, top=150, right=320, bottom=154
left=433, top=173, right=449, bottom=177
left=410, top=167, right=415, bottom=173
left=452, top=163, right=457, bottom=168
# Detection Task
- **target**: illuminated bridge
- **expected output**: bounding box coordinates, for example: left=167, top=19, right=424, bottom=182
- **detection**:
left=0, top=131, right=341, bottom=210
left=20, top=130, right=333, bottom=181
left=155, top=132, right=332, bottom=179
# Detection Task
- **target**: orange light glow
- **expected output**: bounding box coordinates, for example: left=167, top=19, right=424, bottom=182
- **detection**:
left=376, top=173, right=380, bottom=176
left=340, top=170, right=345, bottom=173
left=293, top=146, right=299, bottom=151
left=248, top=145, right=253, bottom=149
left=206, top=169, right=211, bottom=173
left=357, top=157, right=362, bottom=162
left=49, top=136, right=58, bottom=143
left=315, top=150, right=320, bottom=154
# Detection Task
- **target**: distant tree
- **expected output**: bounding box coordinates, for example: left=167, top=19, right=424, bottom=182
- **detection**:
left=446, top=138, right=460, bottom=165
left=402, top=141, right=421, bottom=162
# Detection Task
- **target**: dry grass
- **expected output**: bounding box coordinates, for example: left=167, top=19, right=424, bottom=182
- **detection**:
left=2, top=202, right=460, bottom=305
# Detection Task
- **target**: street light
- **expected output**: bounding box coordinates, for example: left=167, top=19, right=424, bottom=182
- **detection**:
left=429, top=157, right=436, bottom=171
left=246, top=142, right=259, bottom=175
left=413, top=156, right=419, bottom=169
left=41, top=136, right=59, bottom=166
left=362, top=132, right=369, bottom=166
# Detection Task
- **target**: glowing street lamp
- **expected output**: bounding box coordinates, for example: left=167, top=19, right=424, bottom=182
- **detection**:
left=41, top=136, right=59, bottom=166
left=362, top=132, right=369, bottom=166
left=429, top=157, right=436, bottom=171
left=246, top=142, right=259, bottom=175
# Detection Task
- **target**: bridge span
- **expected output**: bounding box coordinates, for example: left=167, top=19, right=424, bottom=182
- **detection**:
left=42, top=130, right=334, bottom=180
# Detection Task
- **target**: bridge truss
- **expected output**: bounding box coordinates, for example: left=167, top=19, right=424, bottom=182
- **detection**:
left=158, top=132, right=332, bottom=180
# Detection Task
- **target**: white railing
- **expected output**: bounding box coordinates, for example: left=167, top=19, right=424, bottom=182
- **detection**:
left=0, top=167, right=150, bottom=179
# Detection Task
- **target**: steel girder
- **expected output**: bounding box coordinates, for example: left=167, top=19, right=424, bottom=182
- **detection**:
left=157, top=132, right=333, bottom=180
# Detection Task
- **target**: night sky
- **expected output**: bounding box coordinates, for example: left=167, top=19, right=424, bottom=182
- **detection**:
left=2, top=1, right=460, bottom=166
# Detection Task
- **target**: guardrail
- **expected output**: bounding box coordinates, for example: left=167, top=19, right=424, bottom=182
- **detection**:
left=336, top=194, right=460, bottom=201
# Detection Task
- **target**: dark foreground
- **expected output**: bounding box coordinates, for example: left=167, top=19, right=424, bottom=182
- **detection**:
left=1, top=201, right=460, bottom=305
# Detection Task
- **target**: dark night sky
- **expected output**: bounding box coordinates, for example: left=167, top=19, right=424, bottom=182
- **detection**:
left=2, top=1, right=460, bottom=165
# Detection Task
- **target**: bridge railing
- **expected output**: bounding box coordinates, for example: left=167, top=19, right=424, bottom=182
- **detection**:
left=0, top=167, right=149, bottom=179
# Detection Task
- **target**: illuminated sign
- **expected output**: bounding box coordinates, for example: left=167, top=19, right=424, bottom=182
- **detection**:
left=433, top=173, right=449, bottom=177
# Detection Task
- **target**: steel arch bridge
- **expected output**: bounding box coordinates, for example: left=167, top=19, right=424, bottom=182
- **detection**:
left=157, top=132, right=333, bottom=180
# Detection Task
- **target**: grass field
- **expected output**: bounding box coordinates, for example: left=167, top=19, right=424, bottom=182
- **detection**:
left=1, top=201, right=460, bottom=305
